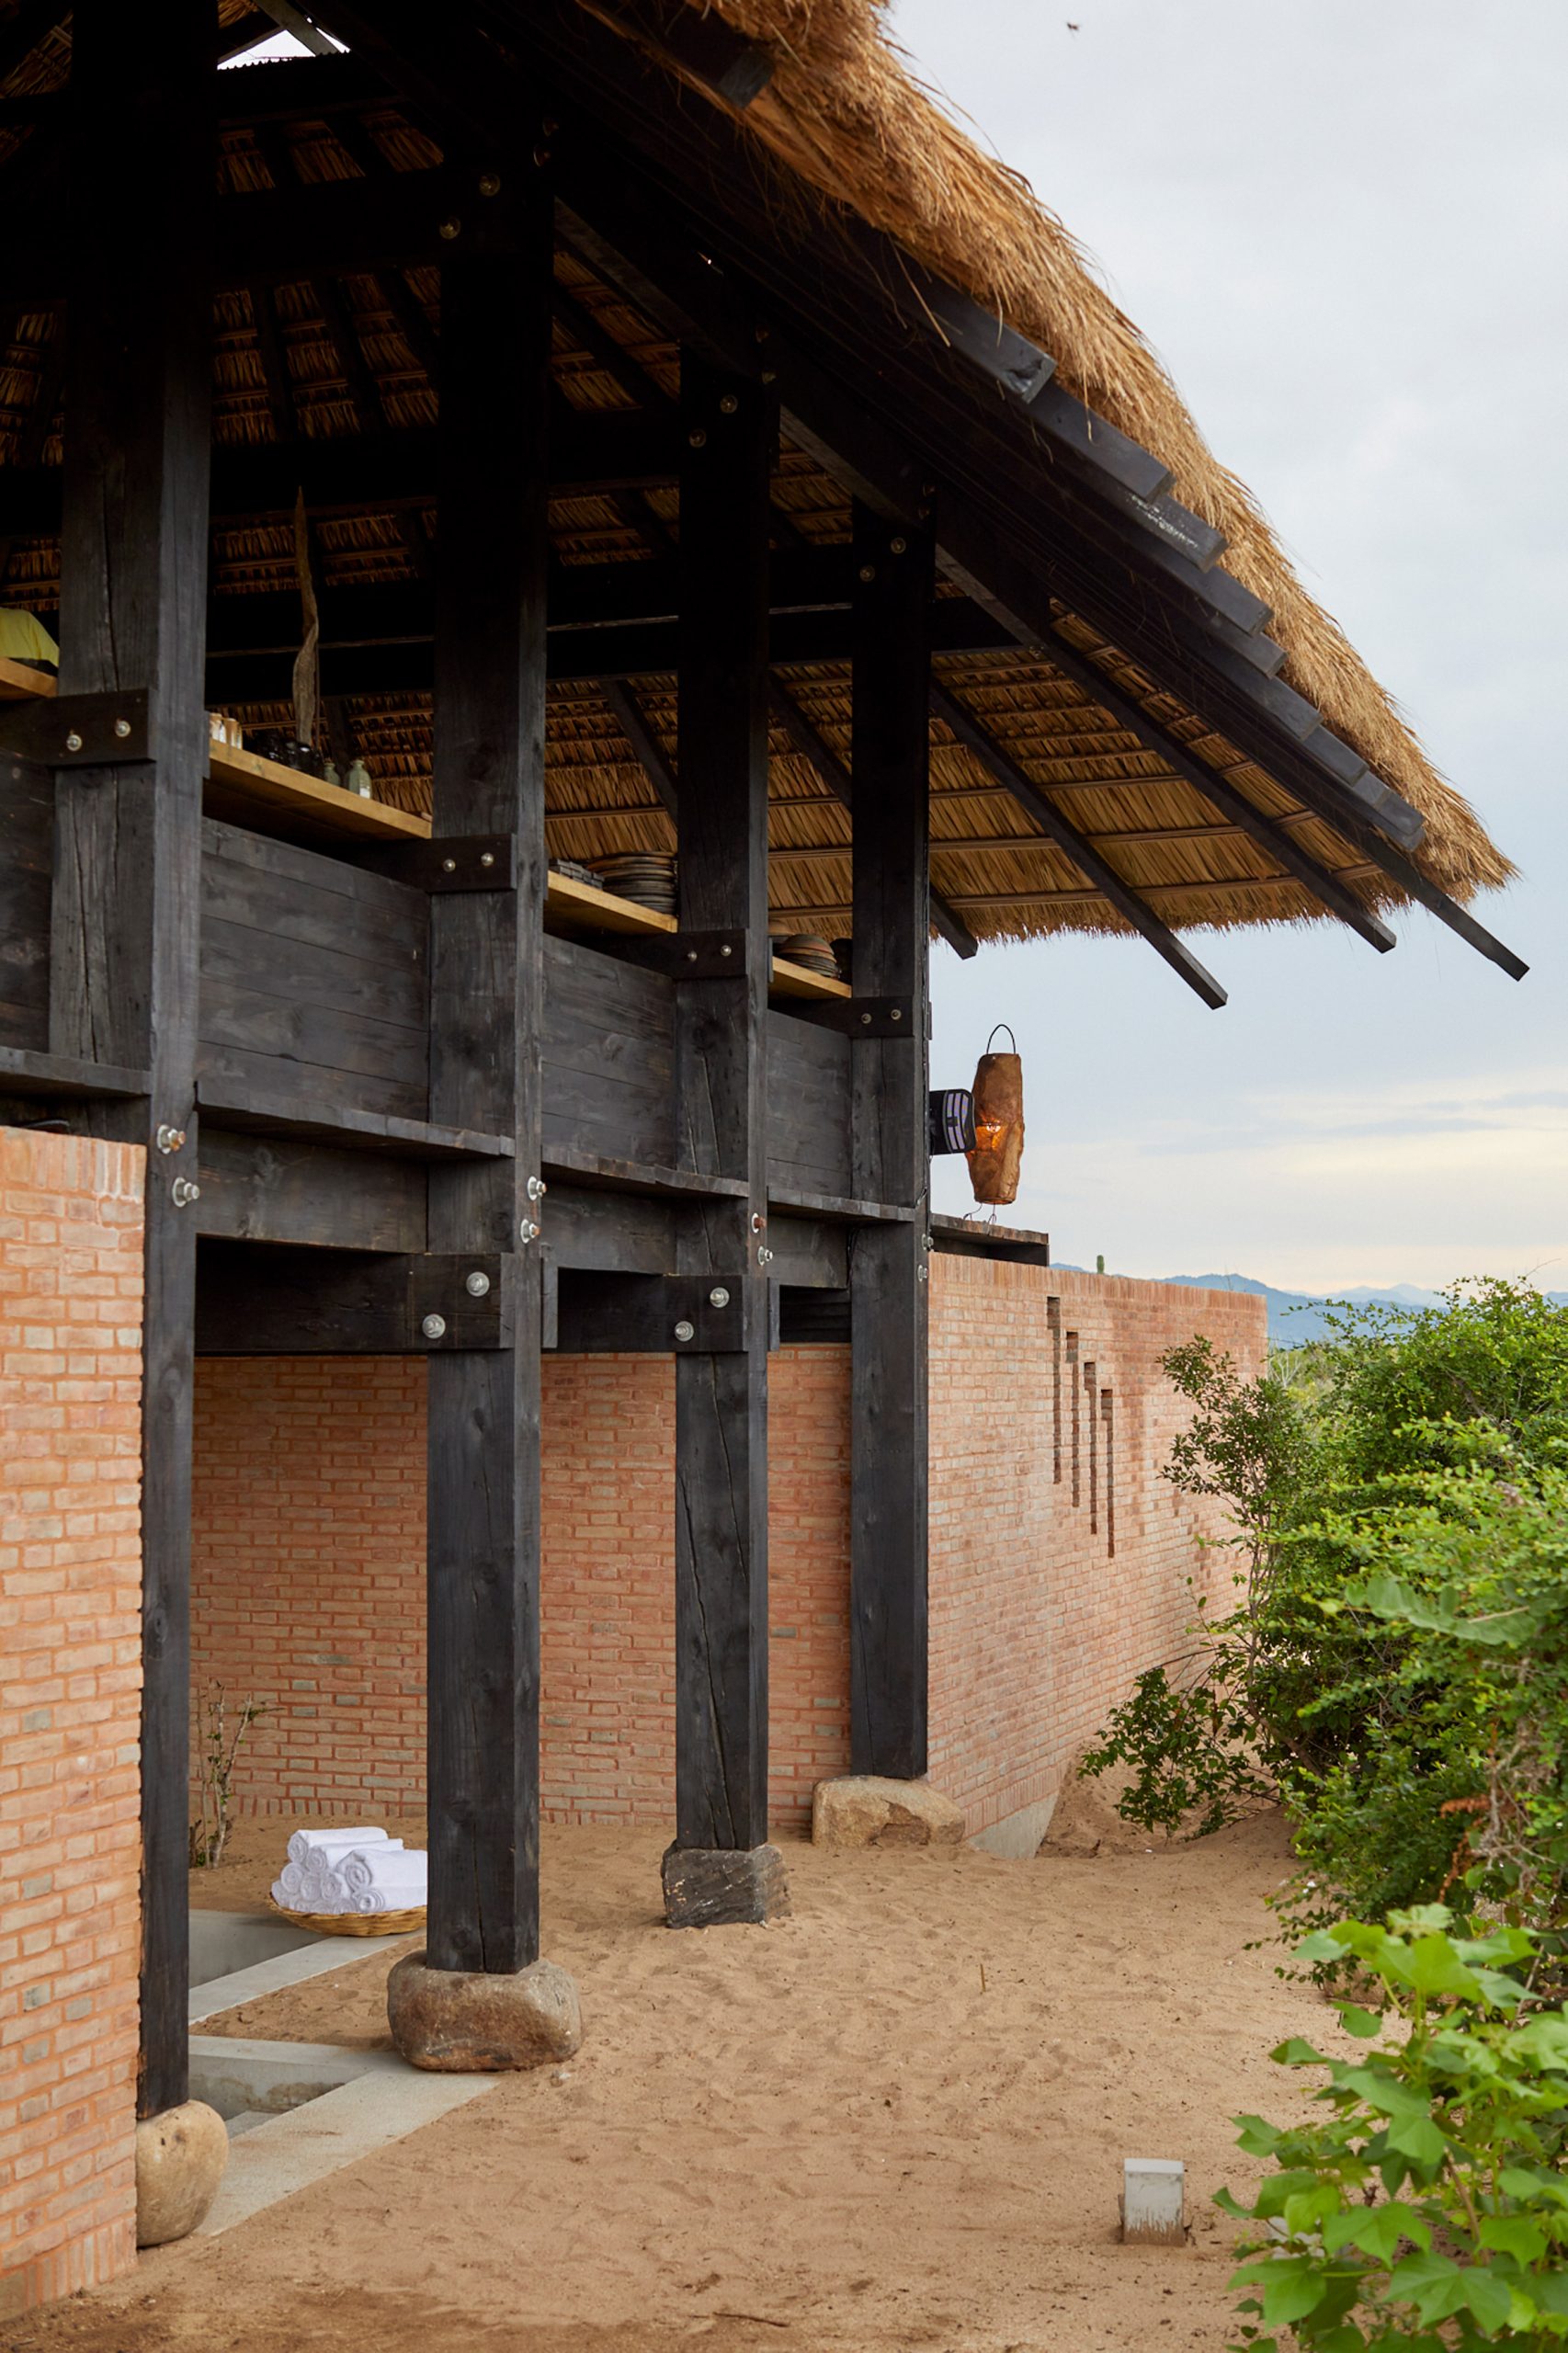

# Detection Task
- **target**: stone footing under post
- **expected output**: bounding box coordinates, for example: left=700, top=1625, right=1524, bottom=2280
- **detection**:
left=662, top=1840, right=791, bottom=1928
left=812, top=1775, right=965, bottom=1850
left=387, top=1953, right=583, bottom=2072
left=134, top=2100, right=228, bottom=2247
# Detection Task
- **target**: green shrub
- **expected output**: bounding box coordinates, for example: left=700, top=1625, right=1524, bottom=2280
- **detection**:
left=1222, top=1909, right=1568, bottom=2350
left=1083, top=1284, right=1568, bottom=1948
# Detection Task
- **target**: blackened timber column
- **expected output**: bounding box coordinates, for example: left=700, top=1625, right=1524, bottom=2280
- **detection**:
left=384, top=172, right=581, bottom=2068
left=48, top=3, right=214, bottom=2167
left=849, top=501, right=935, bottom=1782
left=662, top=357, right=789, bottom=1929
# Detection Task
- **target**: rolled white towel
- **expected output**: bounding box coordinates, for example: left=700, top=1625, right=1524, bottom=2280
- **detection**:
left=277, top=1859, right=307, bottom=1901
left=285, top=1824, right=391, bottom=1869
left=345, top=1848, right=427, bottom=1913
left=337, top=1843, right=412, bottom=1896
left=353, top=1878, right=427, bottom=1915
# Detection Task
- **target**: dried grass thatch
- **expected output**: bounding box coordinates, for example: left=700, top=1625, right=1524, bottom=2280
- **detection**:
left=0, top=0, right=1515, bottom=954
left=588, top=0, right=1512, bottom=902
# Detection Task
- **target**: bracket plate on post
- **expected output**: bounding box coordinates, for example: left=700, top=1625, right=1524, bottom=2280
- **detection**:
left=365, top=836, right=517, bottom=892
left=552, top=1269, right=759, bottom=1353
left=0, top=688, right=152, bottom=768
left=663, top=928, right=751, bottom=981
left=844, top=995, right=916, bottom=1039
left=407, top=1253, right=515, bottom=1348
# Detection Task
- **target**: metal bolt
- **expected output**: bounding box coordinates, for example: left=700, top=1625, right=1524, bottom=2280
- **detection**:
left=526, top=1175, right=547, bottom=1201
left=441, top=856, right=457, bottom=872
left=438, top=216, right=461, bottom=240
left=916, top=1263, right=928, bottom=1283
left=719, top=393, right=738, bottom=415
left=685, top=949, right=699, bottom=962
left=860, top=1011, right=873, bottom=1026
left=170, top=1176, right=199, bottom=1209
left=709, top=1286, right=731, bottom=1309
left=64, top=731, right=83, bottom=752
left=674, top=1319, right=696, bottom=1344
left=719, top=943, right=733, bottom=959
left=760, top=369, right=777, bottom=385
left=750, top=1212, right=767, bottom=1234
left=756, top=1245, right=774, bottom=1267
left=113, top=718, right=131, bottom=739
left=465, top=1270, right=491, bottom=1298
left=925, top=1234, right=935, bottom=1251
left=890, top=1006, right=903, bottom=1021
left=532, top=143, right=551, bottom=167
left=891, top=536, right=908, bottom=555
left=518, top=1219, right=540, bottom=1244
left=688, top=428, right=708, bottom=449
left=480, top=850, right=494, bottom=868
left=478, top=170, right=502, bottom=197
left=421, top=1313, right=447, bottom=1341
left=858, top=566, right=876, bottom=584
left=154, top=1124, right=186, bottom=1154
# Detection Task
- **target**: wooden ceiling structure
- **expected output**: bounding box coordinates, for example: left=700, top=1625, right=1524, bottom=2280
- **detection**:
left=0, top=0, right=1530, bottom=2158
left=0, top=0, right=1524, bottom=1004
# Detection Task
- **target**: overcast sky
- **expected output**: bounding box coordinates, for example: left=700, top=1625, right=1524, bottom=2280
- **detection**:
left=893, top=0, right=1568, bottom=1292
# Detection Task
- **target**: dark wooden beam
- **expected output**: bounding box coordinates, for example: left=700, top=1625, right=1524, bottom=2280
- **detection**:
left=194, top=1243, right=511, bottom=1353
left=49, top=0, right=213, bottom=2125
left=595, top=0, right=773, bottom=110
left=422, top=172, right=554, bottom=1981
left=848, top=502, right=932, bottom=1782
left=968, top=622, right=1397, bottom=955
left=599, top=677, right=678, bottom=824
left=0, top=415, right=684, bottom=537
left=928, top=680, right=1229, bottom=1010
left=667, top=350, right=780, bottom=1921
left=767, top=676, right=978, bottom=961
left=317, top=272, right=389, bottom=430
left=248, top=0, right=340, bottom=56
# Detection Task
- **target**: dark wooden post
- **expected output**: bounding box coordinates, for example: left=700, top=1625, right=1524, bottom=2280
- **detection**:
left=419, top=179, right=555, bottom=1984
left=848, top=500, right=934, bottom=1781
left=662, top=354, right=788, bottom=1927
left=46, top=1, right=212, bottom=2121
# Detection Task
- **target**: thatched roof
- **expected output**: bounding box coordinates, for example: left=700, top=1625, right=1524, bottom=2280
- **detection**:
left=0, top=0, right=1518, bottom=972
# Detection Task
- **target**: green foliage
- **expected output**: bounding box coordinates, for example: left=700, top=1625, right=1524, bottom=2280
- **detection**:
left=1079, top=1657, right=1267, bottom=1836
left=1223, top=1909, right=1568, bottom=2350
left=1082, top=1282, right=1568, bottom=1949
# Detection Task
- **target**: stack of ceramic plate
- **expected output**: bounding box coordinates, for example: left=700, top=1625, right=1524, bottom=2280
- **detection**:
left=550, top=857, right=605, bottom=889
left=596, top=851, right=677, bottom=915
left=773, top=932, right=844, bottom=980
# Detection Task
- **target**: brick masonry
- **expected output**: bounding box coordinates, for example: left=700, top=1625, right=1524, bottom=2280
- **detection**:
left=0, top=1129, right=144, bottom=2319
left=190, top=1259, right=1262, bottom=1842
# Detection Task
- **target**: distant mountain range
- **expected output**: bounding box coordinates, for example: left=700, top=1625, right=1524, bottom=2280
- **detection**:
left=1153, top=1274, right=1568, bottom=1346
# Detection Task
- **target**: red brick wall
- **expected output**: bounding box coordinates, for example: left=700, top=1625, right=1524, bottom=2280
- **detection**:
left=190, top=1346, right=852, bottom=1831
left=0, top=1129, right=143, bottom=2320
left=189, top=1262, right=1263, bottom=1847
left=927, top=1256, right=1267, bottom=1835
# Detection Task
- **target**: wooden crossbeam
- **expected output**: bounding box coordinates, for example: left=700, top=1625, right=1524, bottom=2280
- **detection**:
left=0, top=0, right=65, bottom=86
left=929, top=680, right=1228, bottom=1008
left=767, top=676, right=978, bottom=960
left=599, top=676, right=678, bottom=823
left=1021, top=627, right=1397, bottom=952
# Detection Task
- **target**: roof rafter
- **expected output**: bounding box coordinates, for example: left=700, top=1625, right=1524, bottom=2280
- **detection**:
left=929, top=681, right=1227, bottom=1007
left=768, top=678, right=979, bottom=961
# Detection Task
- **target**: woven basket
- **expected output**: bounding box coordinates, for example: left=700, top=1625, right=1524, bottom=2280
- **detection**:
left=268, top=1897, right=426, bottom=1939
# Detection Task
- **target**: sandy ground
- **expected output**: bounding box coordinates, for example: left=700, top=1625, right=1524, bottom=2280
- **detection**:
left=8, top=1798, right=1331, bottom=2353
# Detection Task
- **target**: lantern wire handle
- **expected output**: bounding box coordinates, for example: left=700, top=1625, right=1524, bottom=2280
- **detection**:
left=985, top=1023, right=1017, bottom=1055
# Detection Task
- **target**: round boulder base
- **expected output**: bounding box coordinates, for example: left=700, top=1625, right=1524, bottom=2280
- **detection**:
left=134, top=2100, right=228, bottom=2248
left=661, top=1841, right=791, bottom=1928
left=812, top=1774, right=965, bottom=1851
left=387, top=1952, right=582, bottom=2073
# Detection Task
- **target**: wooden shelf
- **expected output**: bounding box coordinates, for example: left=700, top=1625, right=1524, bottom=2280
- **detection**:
left=0, top=1046, right=152, bottom=1100
left=195, top=1077, right=515, bottom=1162
left=541, top=1144, right=751, bottom=1201
left=544, top=870, right=677, bottom=937
left=0, top=655, right=55, bottom=702
left=768, top=954, right=850, bottom=1002
left=206, top=742, right=431, bottom=842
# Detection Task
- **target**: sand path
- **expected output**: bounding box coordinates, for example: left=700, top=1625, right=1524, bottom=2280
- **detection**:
left=10, top=1808, right=1329, bottom=2353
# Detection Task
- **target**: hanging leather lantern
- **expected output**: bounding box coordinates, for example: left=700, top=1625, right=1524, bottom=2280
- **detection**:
left=967, top=1024, right=1025, bottom=1206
